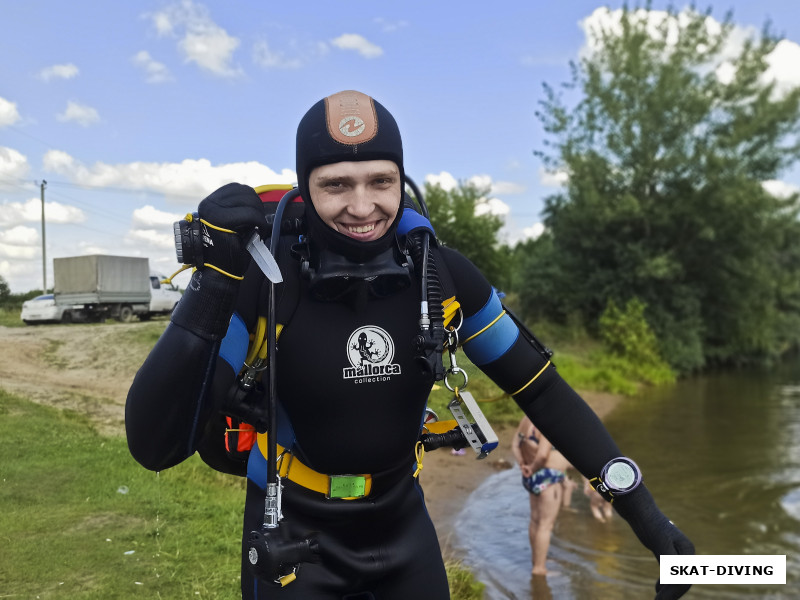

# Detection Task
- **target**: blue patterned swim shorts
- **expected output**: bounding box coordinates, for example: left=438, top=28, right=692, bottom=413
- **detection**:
left=522, top=468, right=565, bottom=495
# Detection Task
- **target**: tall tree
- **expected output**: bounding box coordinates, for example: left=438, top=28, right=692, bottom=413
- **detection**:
left=0, top=274, right=9, bottom=303
left=530, top=4, right=800, bottom=372
left=423, top=180, right=512, bottom=289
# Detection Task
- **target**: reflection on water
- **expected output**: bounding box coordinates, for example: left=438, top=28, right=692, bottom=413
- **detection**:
left=456, top=356, right=800, bottom=599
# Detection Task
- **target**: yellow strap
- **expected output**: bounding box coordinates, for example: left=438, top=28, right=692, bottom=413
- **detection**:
left=198, top=218, right=236, bottom=234
left=423, top=419, right=459, bottom=434
left=279, top=572, right=297, bottom=586
left=254, top=183, right=295, bottom=194
left=203, top=262, right=245, bottom=280
left=511, top=360, right=551, bottom=396
left=589, top=476, right=615, bottom=503
left=413, top=441, right=425, bottom=478
left=442, top=296, right=460, bottom=328
left=258, top=324, right=283, bottom=361
left=245, top=316, right=267, bottom=365
left=257, top=434, right=372, bottom=499
left=461, top=311, right=506, bottom=345
left=162, top=264, right=192, bottom=285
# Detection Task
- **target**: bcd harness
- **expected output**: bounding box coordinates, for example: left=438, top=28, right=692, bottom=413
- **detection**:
left=219, top=183, right=499, bottom=502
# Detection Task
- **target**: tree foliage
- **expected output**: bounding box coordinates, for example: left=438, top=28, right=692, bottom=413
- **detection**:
left=0, top=275, right=9, bottom=302
left=423, top=180, right=512, bottom=289
left=525, top=3, right=800, bottom=372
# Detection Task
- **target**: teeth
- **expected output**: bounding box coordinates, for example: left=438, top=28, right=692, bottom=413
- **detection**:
left=348, top=224, right=375, bottom=234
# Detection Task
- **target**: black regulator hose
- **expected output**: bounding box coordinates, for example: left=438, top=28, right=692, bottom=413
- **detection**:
left=420, top=423, right=486, bottom=452
left=404, top=188, right=445, bottom=381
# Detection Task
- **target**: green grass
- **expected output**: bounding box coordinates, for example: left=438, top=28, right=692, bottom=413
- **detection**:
left=0, top=389, right=245, bottom=599
left=0, top=305, right=24, bottom=327
left=0, top=389, right=483, bottom=599
left=424, top=327, right=660, bottom=431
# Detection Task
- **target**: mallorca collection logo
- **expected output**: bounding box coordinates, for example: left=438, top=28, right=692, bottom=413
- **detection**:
left=343, top=325, right=401, bottom=384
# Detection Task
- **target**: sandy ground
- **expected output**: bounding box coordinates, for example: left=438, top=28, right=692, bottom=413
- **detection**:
left=0, top=321, right=620, bottom=559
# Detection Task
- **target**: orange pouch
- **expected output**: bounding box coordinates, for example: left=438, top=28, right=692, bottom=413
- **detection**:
left=225, top=417, right=257, bottom=460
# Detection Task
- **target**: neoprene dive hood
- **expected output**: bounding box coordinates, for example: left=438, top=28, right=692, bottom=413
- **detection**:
left=296, top=90, right=405, bottom=264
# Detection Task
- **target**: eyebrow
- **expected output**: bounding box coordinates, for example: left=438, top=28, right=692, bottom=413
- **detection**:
left=314, top=169, right=399, bottom=185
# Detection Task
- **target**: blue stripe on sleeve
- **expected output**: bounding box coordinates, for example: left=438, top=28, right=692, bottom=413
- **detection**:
left=218, top=312, right=249, bottom=372
left=461, top=290, right=519, bottom=365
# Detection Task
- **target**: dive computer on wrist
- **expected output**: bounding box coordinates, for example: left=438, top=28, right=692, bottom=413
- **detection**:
left=590, top=457, right=642, bottom=502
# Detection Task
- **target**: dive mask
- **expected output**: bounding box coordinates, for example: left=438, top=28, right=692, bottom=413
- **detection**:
left=302, top=244, right=413, bottom=302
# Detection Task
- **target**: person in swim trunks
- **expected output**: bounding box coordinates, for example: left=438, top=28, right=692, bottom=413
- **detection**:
left=513, top=415, right=572, bottom=575
left=523, top=467, right=566, bottom=495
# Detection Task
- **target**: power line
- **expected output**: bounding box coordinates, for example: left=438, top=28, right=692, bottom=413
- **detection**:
left=46, top=179, right=198, bottom=199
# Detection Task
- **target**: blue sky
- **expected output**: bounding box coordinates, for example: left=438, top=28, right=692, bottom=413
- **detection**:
left=2, top=0, right=799, bottom=293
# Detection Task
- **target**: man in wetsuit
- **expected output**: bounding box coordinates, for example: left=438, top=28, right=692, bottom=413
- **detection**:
left=125, top=90, right=694, bottom=599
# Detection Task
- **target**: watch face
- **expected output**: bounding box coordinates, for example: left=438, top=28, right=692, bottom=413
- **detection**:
left=606, top=461, right=636, bottom=491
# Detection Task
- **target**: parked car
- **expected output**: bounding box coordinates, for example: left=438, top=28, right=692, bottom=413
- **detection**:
left=20, top=294, right=70, bottom=325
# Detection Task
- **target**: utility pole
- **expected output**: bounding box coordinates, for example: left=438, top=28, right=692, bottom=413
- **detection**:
left=40, top=180, right=47, bottom=295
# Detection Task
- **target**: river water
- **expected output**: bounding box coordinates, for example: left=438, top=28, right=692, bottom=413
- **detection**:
left=455, top=356, right=800, bottom=599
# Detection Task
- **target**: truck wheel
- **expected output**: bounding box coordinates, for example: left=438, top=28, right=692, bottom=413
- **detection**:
left=118, top=305, right=134, bottom=323
left=61, top=311, right=73, bottom=324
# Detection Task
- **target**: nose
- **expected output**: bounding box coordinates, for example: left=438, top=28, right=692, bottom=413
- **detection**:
left=346, top=185, right=373, bottom=219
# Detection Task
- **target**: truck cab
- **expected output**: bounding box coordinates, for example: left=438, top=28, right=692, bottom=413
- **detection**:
left=144, top=273, right=182, bottom=318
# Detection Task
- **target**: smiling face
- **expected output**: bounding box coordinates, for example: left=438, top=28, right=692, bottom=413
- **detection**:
left=308, top=159, right=402, bottom=242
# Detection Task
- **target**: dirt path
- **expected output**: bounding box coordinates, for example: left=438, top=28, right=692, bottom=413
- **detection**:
left=0, top=321, right=158, bottom=436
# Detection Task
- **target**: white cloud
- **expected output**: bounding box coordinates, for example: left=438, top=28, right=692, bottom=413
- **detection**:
left=42, top=150, right=296, bottom=202
left=0, top=241, right=38, bottom=260
left=0, top=146, right=30, bottom=181
left=331, top=34, right=383, bottom=58
left=466, top=174, right=493, bottom=190
left=252, top=40, right=304, bottom=69
left=539, top=167, right=569, bottom=187
left=490, top=181, right=526, bottom=195
left=762, top=179, right=800, bottom=199
left=132, top=51, right=173, bottom=83
left=425, top=171, right=509, bottom=218
left=126, top=227, right=176, bottom=249
left=465, top=175, right=525, bottom=196
left=150, top=0, right=242, bottom=77
left=580, top=7, right=800, bottom=99
left=425, top=171, right=458, bottom=192
left=475, top=196, right=510, bottom=218
left=57, top=101, right=100, bottom=126
left=38, top=63, right=79, bottom=81
left=181, top=30, right=241, bottom=76
left=0, top=197, right=86, bottom=227
left=132, top=205, right=183, bottom=227
left=426, top=171, right=519, bottom=199
left=373, top=18, right=408, bottom=33
left=0, top=97, right=21, bottom=128
left=522, top=222, right=545, bottom=240
left=764, top=40, right=800, bottom=98
left=0, top=225, right=38, bottom=246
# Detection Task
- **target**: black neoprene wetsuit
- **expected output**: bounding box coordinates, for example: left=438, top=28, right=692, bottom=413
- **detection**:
left=126, top=243, right=625, bottom=599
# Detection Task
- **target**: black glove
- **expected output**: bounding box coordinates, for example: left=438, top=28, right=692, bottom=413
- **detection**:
left=614, top=485, right=695, bottom=599
left=196, top=182, right=267, bottom=279
left=172, top=183, right=266, bottom=340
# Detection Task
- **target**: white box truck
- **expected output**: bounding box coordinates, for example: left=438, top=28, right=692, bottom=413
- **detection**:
left=52, top=255, right=182, bottom=323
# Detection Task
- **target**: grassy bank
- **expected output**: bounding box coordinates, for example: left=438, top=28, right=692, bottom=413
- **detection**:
left=0, top=315, right=649, bottom=599
left=0, top=389, right=244, bottom=599
left=0, top=389, right=483, bottom=599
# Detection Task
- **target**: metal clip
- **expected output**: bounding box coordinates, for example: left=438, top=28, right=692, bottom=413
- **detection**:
left=444, top=327, right=469, bottom=391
